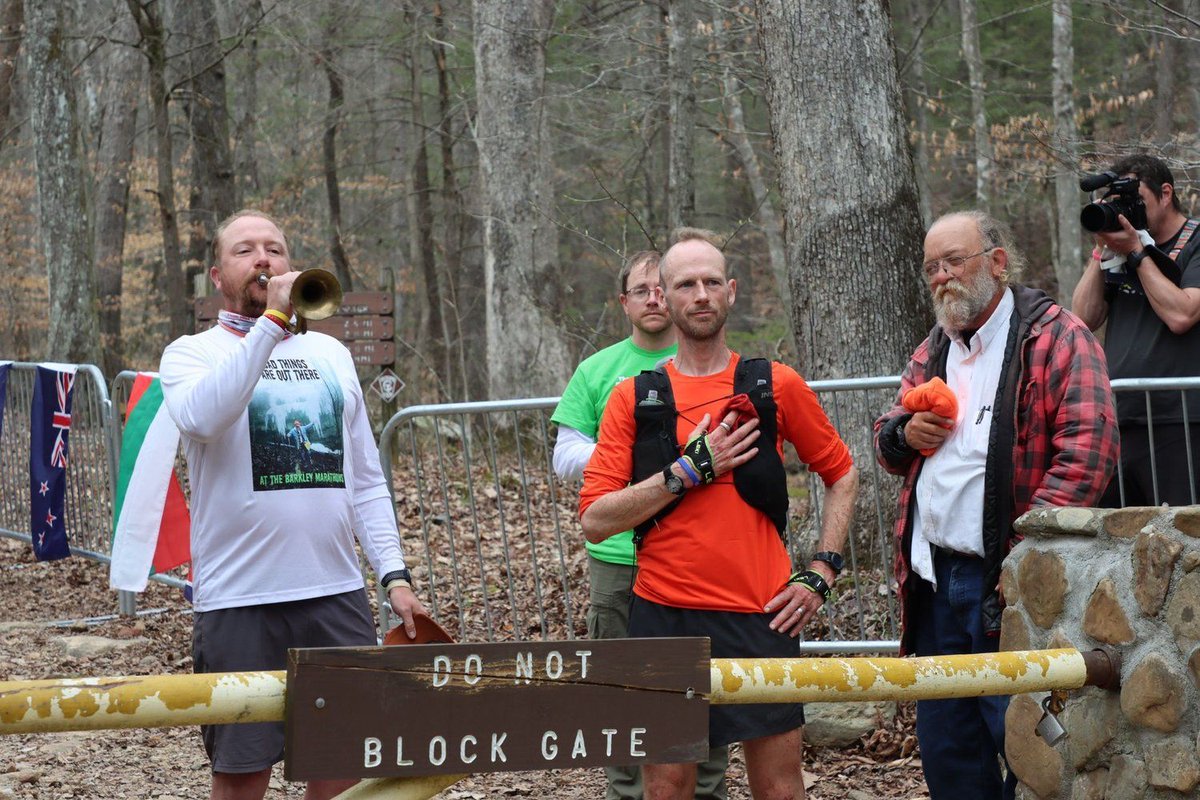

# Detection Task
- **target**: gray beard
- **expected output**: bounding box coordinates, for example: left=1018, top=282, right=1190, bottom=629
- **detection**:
left=934, top=274, right=999, bottom=333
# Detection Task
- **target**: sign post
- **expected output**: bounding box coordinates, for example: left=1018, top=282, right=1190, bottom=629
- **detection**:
left=284, top=638, right=710, bottom=781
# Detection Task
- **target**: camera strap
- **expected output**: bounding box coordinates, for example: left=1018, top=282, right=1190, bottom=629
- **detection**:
left=1168, top=218, right=1198, bottom=261
left=1142, top=217, right=1197, bottom=287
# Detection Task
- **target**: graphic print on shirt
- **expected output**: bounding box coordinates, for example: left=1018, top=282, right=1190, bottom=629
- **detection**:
left=247, top=357, right=346, bottom=491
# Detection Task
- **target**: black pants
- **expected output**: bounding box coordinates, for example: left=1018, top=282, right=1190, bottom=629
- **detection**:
left=1100, top=423, right=1200, bottom=507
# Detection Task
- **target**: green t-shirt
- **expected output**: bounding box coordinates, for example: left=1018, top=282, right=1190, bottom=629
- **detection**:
left=552, top=337, right=677, bottom=566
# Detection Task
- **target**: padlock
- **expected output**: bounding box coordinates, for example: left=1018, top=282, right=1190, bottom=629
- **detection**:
left=1035, top=696, right=1068, bottom=746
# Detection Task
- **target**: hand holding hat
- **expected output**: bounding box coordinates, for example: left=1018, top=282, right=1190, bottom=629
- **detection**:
left=901, top=377, right=958, bottom=456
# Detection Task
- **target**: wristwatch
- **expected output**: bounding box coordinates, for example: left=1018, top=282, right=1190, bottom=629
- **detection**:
left=662, top=464, right=687, bottom=496
left=381, top=568, right=413, bottom=591
left=1127, top=249, right=1147, bottom=270
left=812, top=551, right=845, bottom=575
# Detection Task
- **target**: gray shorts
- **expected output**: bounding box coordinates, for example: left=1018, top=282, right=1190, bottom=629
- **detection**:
left=193, top=589, right=376, bottom=773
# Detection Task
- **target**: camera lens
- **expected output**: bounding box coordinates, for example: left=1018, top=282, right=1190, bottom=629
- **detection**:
left=1080, top=202, right=1119, bottom=233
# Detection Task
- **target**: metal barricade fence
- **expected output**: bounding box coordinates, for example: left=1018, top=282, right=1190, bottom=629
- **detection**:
left=378, top=398, right=575, bottom=644
left=377, top=381, right=908, bottom=653
left=378, top=375, right=1200, bottom=652
left=4, top=362, right=1200, bottom=633
left=1107, top=376, right=1199, bottom=507
left=0, top=363, right=117, bottom=563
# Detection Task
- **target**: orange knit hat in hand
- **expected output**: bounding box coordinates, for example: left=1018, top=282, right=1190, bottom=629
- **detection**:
left=901, top=377, right=959, bottom=456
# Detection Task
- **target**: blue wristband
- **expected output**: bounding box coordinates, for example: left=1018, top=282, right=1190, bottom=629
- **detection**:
left=676, top=457, right=701, bottom=487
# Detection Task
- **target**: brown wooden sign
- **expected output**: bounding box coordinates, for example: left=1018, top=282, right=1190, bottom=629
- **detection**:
left=345, top=340, right=395, bottom=366
left=304, top=315, right=394, bottom=340
left=194, top=292, right=392, bottom=320
left=189, top=321, right=395, bottom=365
left=284, top=638, right=709, bottom=781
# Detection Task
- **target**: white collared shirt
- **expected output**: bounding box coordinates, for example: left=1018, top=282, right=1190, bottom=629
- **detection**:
left=910, top=288, right=1014, bottom=589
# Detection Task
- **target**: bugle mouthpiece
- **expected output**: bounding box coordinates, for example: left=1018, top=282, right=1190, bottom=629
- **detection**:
left=256, top=273, right=269, bottom=287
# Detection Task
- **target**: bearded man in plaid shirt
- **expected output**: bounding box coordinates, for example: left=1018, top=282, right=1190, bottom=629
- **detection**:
left=874, top=211, right=1119, bottom=800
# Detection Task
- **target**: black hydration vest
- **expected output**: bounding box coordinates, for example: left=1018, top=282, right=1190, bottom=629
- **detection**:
left=630, top=357, right=789, bottom=545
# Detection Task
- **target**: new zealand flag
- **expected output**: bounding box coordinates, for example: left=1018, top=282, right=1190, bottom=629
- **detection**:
left=30, top=364, right=76, bottom=561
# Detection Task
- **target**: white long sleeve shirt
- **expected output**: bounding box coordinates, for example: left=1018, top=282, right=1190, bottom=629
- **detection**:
left=910, top=288, right=1014, bottom=589
left=160, top=317, right=406, bottom=612
left=552, top=425, right=596, bottom=482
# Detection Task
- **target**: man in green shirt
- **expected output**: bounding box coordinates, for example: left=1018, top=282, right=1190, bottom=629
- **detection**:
left=551, top=250, right=728, bottom=799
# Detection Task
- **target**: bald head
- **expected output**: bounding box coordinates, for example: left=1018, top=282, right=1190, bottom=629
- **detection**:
left=925, top=210, right=1023, bottom=285
left=660, top=236, right=727, bottom=285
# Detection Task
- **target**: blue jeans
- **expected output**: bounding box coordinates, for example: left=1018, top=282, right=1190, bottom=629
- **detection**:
left=912, top=550, right=1016, bottom=800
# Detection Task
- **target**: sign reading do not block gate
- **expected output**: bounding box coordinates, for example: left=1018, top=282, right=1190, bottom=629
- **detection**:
left=284, top=638, right=709, bottom=781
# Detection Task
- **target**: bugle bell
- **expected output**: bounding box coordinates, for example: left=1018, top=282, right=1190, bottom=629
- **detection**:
left=256, top=268, right=343, bottom=334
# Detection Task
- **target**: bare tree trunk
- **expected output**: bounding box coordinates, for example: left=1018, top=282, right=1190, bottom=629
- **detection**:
left=231, top=0, right=261, bottom=197
left=432, top=0, right=476, bottom=401
left=93, top=13, right=142, bottom=375
left=756, top=0, right=929, bottom=561
left=1156, top=0, right=1179, bottom=142
left=406, top=5, right=449, bottom=401
left=1052, top=0, right=1082, bottom=306
left=666, top=0, right=694, bottom=233
left=900, top=0, right=934, bottom=225
left=641, top=6, right=667, bottom=242
left=320, top=45, right=353, bottom=290
left=25, top=1, right=99, bottom=364
left=710, top=4, right=790, bottom=325
left=960, top=0, right=992, bottom=211
left=1189, top=0, right=1200, bottom=130
left=472, top=0, right=571, bottom=398
left=0, top=0, right=22, bottom=149
left=756, top=0, right=928, bottom=378
left=128, top=0, right=188, bottom=342
left=176, top=0, right=237, bottom=282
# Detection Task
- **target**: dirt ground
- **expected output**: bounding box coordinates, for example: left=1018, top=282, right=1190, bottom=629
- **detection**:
left=0, top=536, right=929, bottom=799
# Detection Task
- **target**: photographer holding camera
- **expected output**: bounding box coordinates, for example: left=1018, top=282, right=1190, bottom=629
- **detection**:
left=1072, top=154, right=1200, bottom=506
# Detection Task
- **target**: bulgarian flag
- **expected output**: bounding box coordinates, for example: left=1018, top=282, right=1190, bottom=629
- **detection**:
left=109, top=372, right=191, bottom=592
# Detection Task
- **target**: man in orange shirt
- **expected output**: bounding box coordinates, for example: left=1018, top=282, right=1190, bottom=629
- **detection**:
left=580, top=229, right=859, bottom=800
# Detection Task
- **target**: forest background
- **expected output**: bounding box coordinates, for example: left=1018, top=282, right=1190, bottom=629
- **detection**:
left=0, top=0, right=1193, bottom=406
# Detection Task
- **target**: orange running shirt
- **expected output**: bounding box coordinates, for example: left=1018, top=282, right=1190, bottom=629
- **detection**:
left=579, top=354, right=853, bottom=613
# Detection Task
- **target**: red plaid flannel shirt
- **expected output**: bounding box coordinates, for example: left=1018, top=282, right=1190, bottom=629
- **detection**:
left=874, top=287, right=1119, bottom=651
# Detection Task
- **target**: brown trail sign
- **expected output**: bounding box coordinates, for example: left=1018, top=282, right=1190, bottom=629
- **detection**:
left=284, top=638, right=709, bottom=781
left=194, top=291, right=395, bottom=366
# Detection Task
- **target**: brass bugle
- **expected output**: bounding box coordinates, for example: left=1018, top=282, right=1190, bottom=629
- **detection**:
left=255, top=268, right=343, bottom=334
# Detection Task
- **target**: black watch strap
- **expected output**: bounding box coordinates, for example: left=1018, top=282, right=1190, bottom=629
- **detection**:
left=1127, top=249, right=1147, bottom=269
left=661, top=464, right=687, bottom=496
left=381, top=568, right=412, bottom=588
left=812, top=551, right=844, bottom=574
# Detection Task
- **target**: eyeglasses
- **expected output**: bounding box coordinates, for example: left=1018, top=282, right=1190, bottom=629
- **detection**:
left=624, top=286, right=663, bottom=302
left=922, top=248, right=995, bottom=279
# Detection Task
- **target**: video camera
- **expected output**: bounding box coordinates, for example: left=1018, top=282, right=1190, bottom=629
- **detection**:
left=1079, top=171, right=1148, bottom=233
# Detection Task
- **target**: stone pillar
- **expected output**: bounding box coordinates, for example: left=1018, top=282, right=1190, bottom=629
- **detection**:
left=1001, top=506, right=1200, bottom=799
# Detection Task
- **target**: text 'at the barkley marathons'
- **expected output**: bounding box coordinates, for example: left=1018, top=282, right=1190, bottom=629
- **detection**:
left=284, top=638, right=710, bottom=780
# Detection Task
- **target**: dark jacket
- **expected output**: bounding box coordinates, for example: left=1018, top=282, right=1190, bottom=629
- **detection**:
left=873, top=285, right=1119, bottom=654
